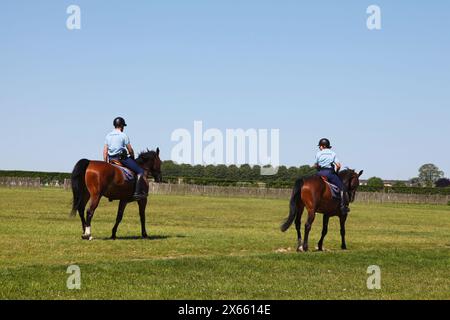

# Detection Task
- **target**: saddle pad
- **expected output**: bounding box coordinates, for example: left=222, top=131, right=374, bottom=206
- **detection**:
left=112, top=164, right=135, bottom=182
left=326, top=181, right=341, bottom=200
left=321, top=177, right=341, bottom=200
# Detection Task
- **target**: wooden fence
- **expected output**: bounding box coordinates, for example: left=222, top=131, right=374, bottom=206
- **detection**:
left=1, top=178, right=449, bottom=205
left=0, top=177, right=41, bottom=188
left=354, top=192, right=450, bottom=205
left=147, top=183, right=450, bottom=205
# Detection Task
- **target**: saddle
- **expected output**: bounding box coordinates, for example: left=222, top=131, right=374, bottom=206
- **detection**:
left=320, top=176, right=341, bottom=200
left=109, top=160, right=135, bottom=181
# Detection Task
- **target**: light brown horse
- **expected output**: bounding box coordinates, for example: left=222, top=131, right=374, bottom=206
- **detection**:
left=281, top=169, right=363, bottom=252
left=70, top=148, right=162, bottom=240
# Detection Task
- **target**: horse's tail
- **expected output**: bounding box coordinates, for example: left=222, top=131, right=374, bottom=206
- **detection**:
left=281, top=178, right=304, bottom=232
left=70, top=159, right=90, bottom=217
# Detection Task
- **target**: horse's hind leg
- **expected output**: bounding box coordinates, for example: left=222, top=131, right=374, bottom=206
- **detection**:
left=301, top=210, right=316, bottom=252
left=111, top=200, right=128, bottom=240
left=295, top=203, right=304, bottom=252
left=78, top=193, right=89, bottom=234
left=317, top=215, right=330, bottom=251
left=83, top=195, right=101, bottom=241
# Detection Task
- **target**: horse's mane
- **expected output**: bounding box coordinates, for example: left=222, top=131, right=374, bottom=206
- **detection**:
left=339, top=168, right=356, bottom=181
left=136, top=150, right=157, bottom=165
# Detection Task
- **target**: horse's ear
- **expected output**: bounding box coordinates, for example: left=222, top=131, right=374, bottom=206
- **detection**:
left=358, top=170, right=364, bottom=177
left=156, top=147, right=160, bottom=156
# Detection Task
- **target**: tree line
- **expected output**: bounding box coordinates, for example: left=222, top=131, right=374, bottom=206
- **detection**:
left=365, top=163, right=449, bottom=188
left=162, top=161, right=317, bottom=187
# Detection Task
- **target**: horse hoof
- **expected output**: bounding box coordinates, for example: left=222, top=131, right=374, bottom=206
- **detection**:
left=297, top=246, right=304, bottom=253
left=81, top=234, right=92, bottom=241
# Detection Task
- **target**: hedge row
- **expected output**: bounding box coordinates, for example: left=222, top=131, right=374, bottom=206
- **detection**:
left=163, top=176, right=450, bottom=195
left=0, top=170, right=71, bottom=184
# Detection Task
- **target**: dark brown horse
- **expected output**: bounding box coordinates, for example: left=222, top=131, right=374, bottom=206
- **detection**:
left=70, top=148, right=162, bottom=240
left=281, top=169, right=363, bottom=252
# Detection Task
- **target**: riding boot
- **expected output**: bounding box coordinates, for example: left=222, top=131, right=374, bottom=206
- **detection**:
left=133, top=174, right=147, bottom=200
left=340, top=190, right=350, bottom=216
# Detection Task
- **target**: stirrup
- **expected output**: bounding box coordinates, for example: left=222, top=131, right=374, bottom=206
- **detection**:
left=340, top=206, right=350, bottom=215
left=133, top=193, right=147, bottom=200
left=133, top=190, right=148, bottom=199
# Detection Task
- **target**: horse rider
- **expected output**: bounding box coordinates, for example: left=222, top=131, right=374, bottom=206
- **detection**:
left=103, top=117, right=147, bottom=200
left=313, top=138, right=349, bottom=215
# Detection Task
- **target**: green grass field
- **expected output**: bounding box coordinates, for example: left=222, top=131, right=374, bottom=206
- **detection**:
left=0, top=188, right=449, bottom=300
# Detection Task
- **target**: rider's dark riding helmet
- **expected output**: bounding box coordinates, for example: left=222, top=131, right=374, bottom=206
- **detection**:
left=113, top=117, right=127, bottom=128
left=318, top=138, right=332, bottom=148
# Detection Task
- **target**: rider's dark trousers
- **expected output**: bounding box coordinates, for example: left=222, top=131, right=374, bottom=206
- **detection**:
left=317, top=168, right=345, bottom=191
left=110, top=155, right=144, bottom=176
left=121, top=157, right=144, bottom=175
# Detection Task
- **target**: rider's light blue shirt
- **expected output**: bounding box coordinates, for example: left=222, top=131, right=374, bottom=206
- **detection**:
left=105, top=130, right=130, bottom=156
left=315, top=149, right=339, bottom=169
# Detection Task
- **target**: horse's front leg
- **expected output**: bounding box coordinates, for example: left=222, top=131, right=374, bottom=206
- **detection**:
left=339, top=214, right=348, bottom=250
left=138, top=198, right=148, bottom=238
left=111, top=200, right=128, bottom=240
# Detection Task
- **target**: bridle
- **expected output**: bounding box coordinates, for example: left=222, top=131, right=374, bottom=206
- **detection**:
left=146, top=155, right=162, bottom=182
left=346, top=172, right=360, bottom=203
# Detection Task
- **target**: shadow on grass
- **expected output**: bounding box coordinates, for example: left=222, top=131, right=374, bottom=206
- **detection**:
left=102, top=234, right=187, bottom=241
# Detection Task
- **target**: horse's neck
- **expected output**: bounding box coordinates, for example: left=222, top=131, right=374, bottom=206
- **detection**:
left=339, top=172, right=349, bottom=182
left=140, top=163, right=150, bottom=176
left=339, top=174, right=351, bottom=189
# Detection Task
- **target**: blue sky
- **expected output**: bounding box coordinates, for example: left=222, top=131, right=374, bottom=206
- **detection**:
left=1, top=1, right=449, bottom=179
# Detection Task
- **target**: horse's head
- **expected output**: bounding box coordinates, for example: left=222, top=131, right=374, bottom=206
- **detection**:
left=136, top=148, right=162, bottom=183
left=339, top=169, right=364, bottom=203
